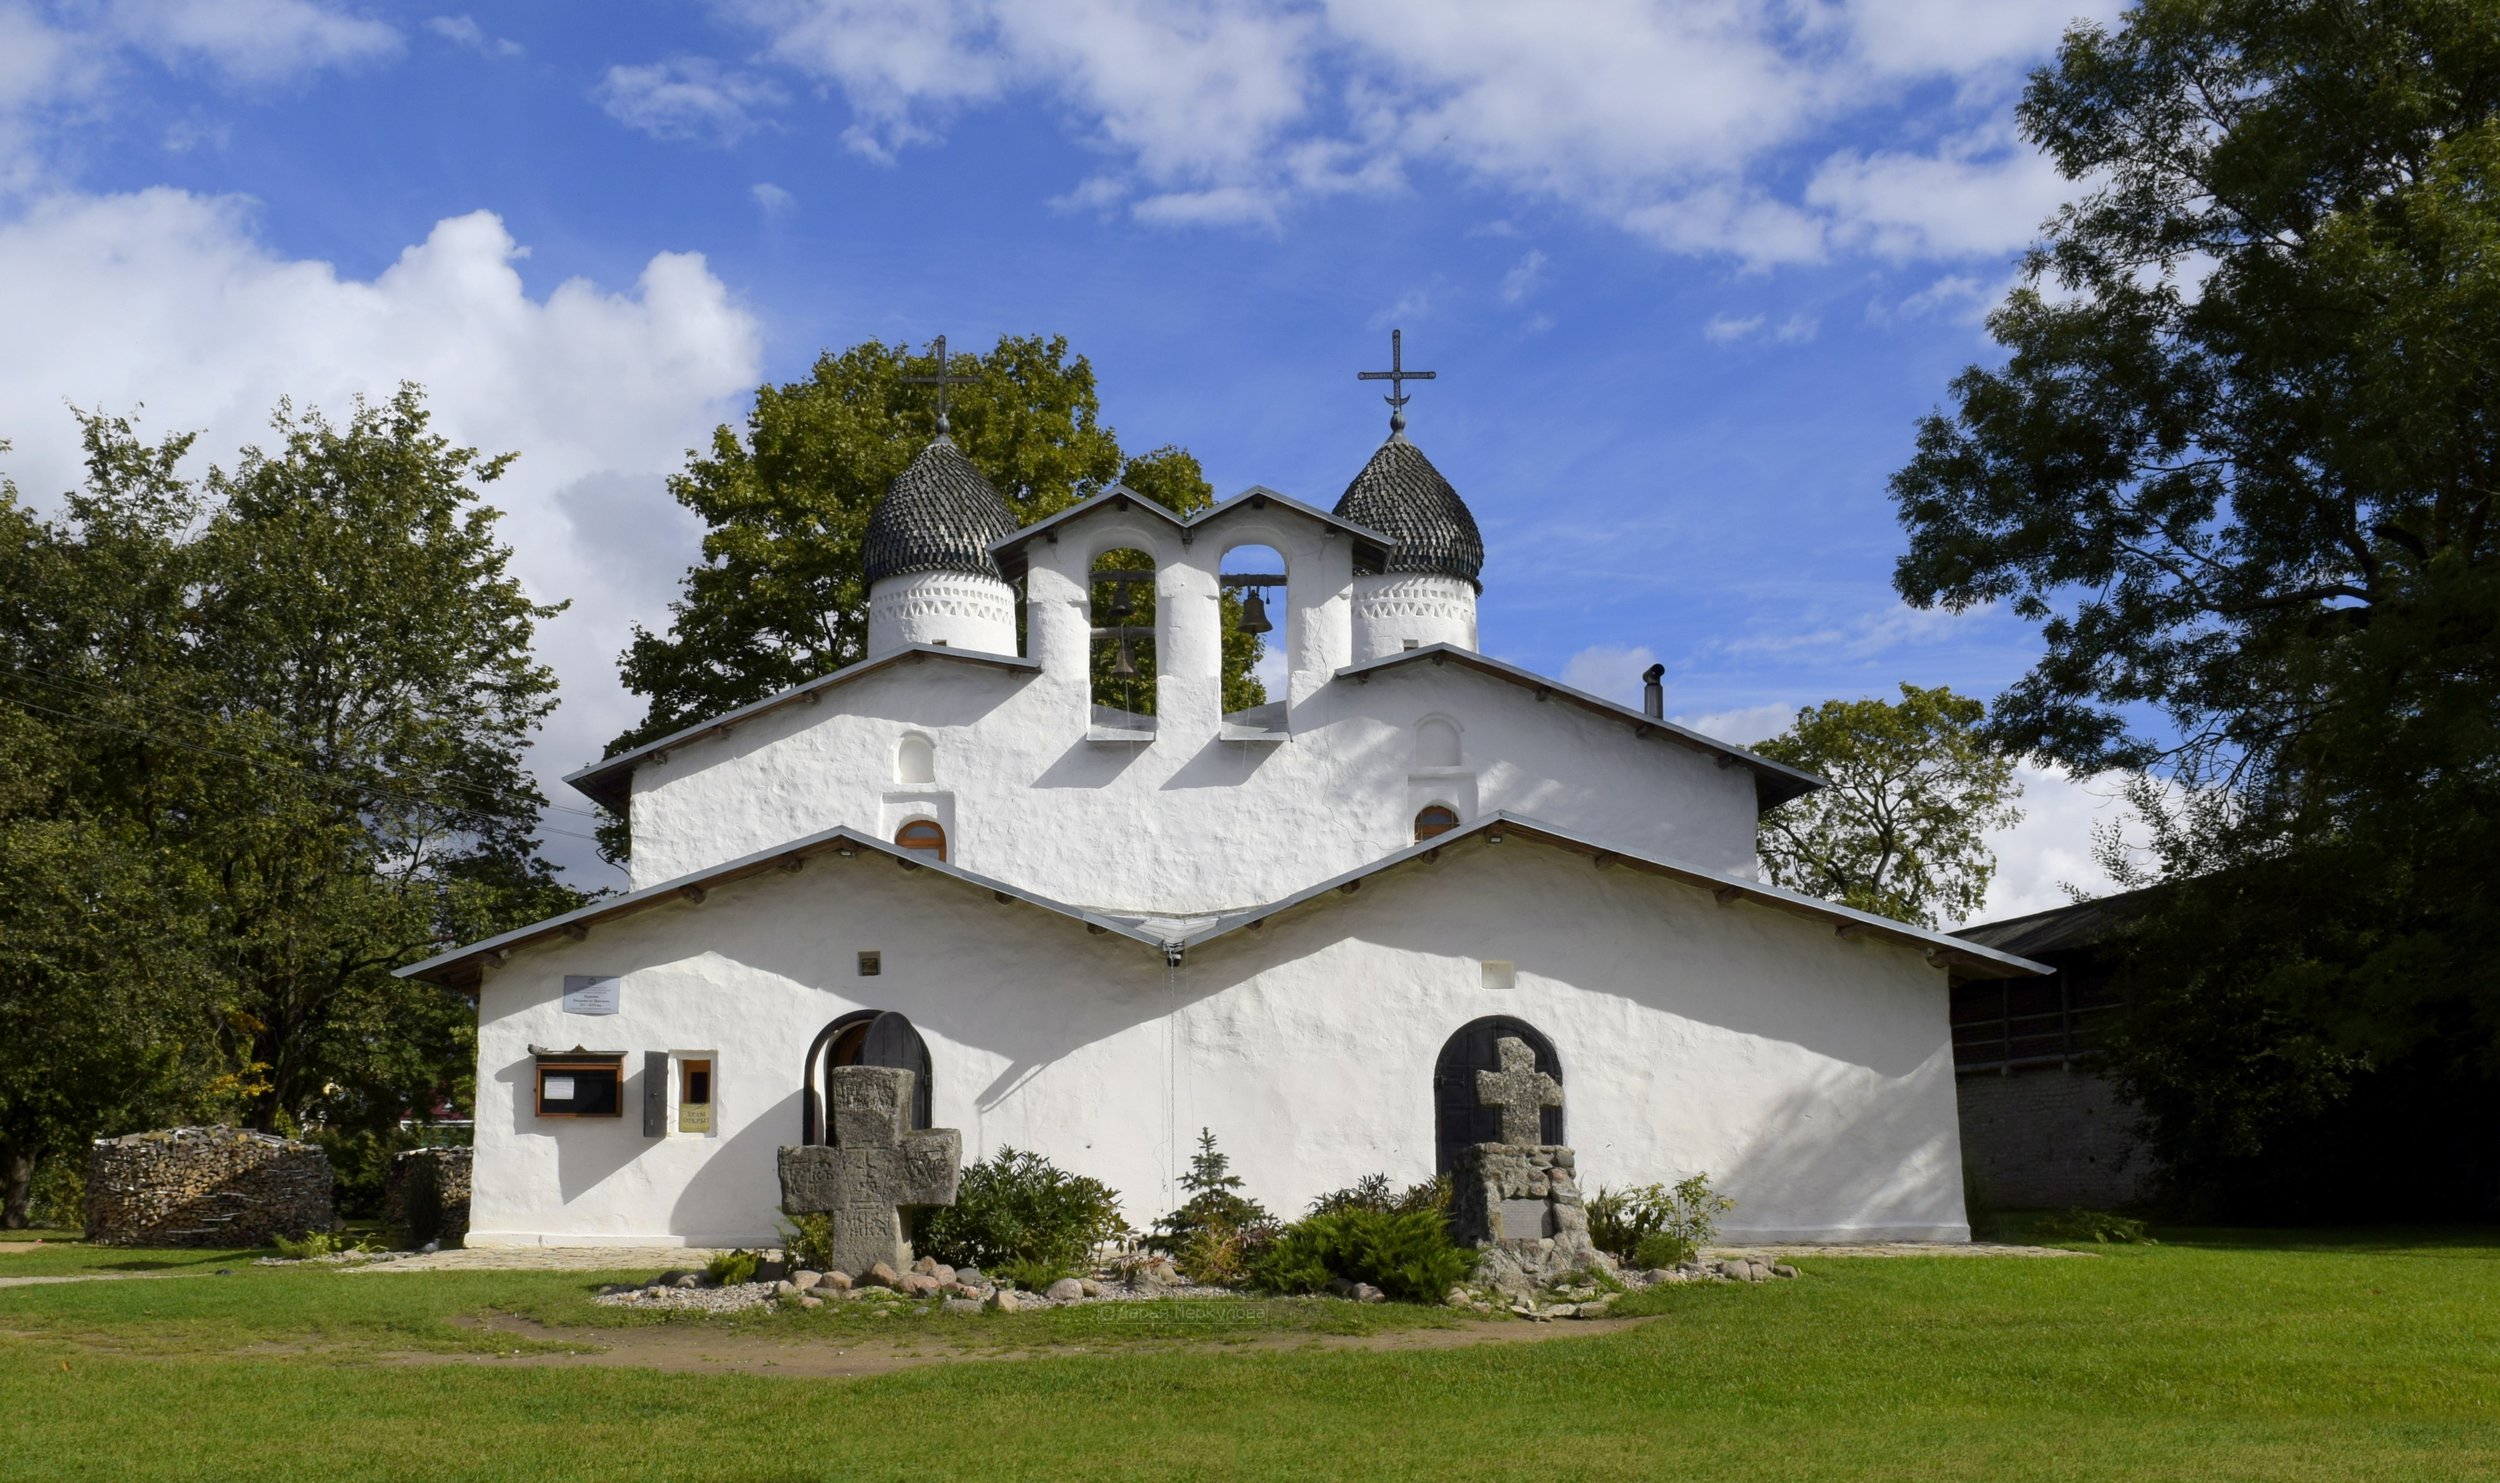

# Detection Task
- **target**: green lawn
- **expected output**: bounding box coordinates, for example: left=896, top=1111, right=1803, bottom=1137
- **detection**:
left=4, top=1231, right=2496, bottom=1481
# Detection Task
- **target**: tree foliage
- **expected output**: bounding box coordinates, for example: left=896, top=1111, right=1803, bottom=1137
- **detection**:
left=613, top=337, right=1264, bottom=841
left=1891, top=1, right=2500, bottom=1213
left=0, top=393, right=578, bottom=1223
left=1752, top=684, right=2022, bottom=928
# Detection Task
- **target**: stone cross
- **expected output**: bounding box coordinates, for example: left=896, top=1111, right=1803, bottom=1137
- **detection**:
left=777, top=1066, right=961, bottom=1275
left=1475, top=1036, right=1563, bottom=1147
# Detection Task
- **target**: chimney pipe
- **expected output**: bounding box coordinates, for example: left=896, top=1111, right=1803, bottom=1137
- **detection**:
left=1641, top=663, right=1665, bottom=719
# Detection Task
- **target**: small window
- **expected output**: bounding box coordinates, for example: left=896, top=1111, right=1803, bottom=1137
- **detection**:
left=679, top=1057, right=713, bottom=1134
left=1415, top=804, right=1460, bottom=841
left=894, top=734, right=935, bottom=785
left=895, top=820, right=948, bottom=861
left=1416, top=717, right=1461, bottom=768
left=535, top=1058, right=623, bottom=1118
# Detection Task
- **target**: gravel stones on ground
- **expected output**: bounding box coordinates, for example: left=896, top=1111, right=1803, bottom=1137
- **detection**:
left=597, top=1280, right=780, bottom=1314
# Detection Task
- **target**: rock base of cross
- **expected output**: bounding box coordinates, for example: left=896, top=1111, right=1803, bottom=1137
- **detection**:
left=778, top=1065, right=962, bottom=1277
left=1449, top=1142, right=1614, bottom=1299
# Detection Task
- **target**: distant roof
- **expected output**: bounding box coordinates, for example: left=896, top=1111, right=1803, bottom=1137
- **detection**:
left=564, top=645, right=1037, bottom=814
left=862, top=437, right=1020, bottom=585
left=1333, top=436, right=1484, bottom=586
left=1954, top=883, right=2166, bottom=959
left=1336, top=644, right=1823, bottom=810
left=401, top=808, right=2046, bottom=990
left=987, top=483, right=1395, bottom=572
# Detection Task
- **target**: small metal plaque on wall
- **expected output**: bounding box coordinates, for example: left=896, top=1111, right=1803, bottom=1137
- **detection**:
left=562, top=975, right=621, bottom=1015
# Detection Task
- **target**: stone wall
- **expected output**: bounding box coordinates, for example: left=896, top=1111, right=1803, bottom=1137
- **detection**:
left=84, top=1127, right=335, bottom=1247
left=1956, top=1066, right=2150, bottom=1210
left=1448, top=1142, right=1612, bottom=1298
left=384, top=1147, right=473, bottom=1245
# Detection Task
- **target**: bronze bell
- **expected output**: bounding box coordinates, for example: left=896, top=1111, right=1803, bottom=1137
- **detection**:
left=1238, top=587, right=1273, bottom=636
left=1111, top=632, right=1137, bottom=678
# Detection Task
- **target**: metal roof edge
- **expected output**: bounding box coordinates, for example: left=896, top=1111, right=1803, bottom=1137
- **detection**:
left=563, top=646, right=1039, bottom=812
left=1330, top=646, right=1825, bottom=808
left=396, top=823, right=1167, bottom=987
left=1175, top=810, right=2049, bottom=979
left=988, top=483, right=1396, bottom=560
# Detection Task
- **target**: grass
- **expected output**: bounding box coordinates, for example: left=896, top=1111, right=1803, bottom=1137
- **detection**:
left=4, top=1230, right=2497, bottom=1480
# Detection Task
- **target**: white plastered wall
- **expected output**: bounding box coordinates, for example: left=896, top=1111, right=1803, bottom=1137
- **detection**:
left=467, top=836, right=1968, bottom=1248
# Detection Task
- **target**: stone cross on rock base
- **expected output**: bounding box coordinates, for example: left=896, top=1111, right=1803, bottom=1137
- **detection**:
left=1476, top=1037, right=1562, bottom=1146
left=777, top=1066, right=961, bottom=1276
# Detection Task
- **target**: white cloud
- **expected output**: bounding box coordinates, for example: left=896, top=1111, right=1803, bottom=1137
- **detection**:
left=750, top=180, right=794, bottom=213
left=596, top=57, right=787, bottom=145
left=426, top=14, right=522, bottom=59
left=1962, top=764, right=2143, bottom=926
left=106, top=0, right=401, bottom=86
left=715, top=0, right=2120, bottom=267
left=1498, top=248, right=1546, bottom=305
left=1703, top=312, right=1764, bottom=344
left=0, top=192, right=764, bottom=877
left=1559, top=643, right=1659, bottom=707
left=1672, top=701, right=1795, bottom=748
left=1773, top=311, right=1819, bottom=344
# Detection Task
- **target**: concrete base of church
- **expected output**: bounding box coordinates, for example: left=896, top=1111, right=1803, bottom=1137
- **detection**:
left=460, top=830, right=1972, bottom=1250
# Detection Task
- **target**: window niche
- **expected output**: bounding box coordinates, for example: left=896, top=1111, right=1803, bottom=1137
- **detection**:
left=1409, top=713, right=1477, bottom=841
left=1218, top=542, right=1286, bottom=737
left=1089, top=547, right=1158, bottom=734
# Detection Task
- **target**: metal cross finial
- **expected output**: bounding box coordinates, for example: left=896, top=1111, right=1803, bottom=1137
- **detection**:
left=904, top=334, right=975, bottom=437
left=1357, top=328, right=1437, bottom=436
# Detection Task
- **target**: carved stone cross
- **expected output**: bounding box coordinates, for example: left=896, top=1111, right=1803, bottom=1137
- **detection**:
left=777, top=1066, right=961, bottom=1275
left=1475, top=1036, right=1563, bottom=1147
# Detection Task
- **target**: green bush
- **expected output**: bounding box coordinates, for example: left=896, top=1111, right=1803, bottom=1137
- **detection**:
left=1306, top=1172, right=1450, bottom=1218
left=26, top=1155, right=84, bottom=1231
left=1248, top=1207, right=1477, bottom=1303
left=1587, top=1174, right=1735, bottom=1266
left=2035, top=1207, right=2155, bottom=1245
left=782, top=1213, right=836, bottom=1274
left=915, top=1147, right=1126, bottom=1283
left=1150, top=1129, right=1273, bottom=1255
left=1631, top=1231, right=1697, bottom=1269
left=705, top=1248, right=760, bottom=1285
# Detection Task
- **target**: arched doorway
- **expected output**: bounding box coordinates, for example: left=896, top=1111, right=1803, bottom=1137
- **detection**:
left=1432, top=1016, right=1563, bottom=1174
left=800, top=1009, right=933, bottom=1144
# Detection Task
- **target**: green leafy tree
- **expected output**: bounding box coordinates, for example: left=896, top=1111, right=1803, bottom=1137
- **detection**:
left=610, top=336, right=1264, bottom=861
left=1751, top=685, right=2022, bottom=927
left=1890, top=1, right=2500, bottom=1213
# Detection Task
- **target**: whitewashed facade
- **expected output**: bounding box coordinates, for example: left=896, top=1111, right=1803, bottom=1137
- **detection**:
left=406, top=432, right=2044, bottom=1248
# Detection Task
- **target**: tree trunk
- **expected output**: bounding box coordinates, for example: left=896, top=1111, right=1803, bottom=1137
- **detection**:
left=0, top=1139, right=40, bottom=1230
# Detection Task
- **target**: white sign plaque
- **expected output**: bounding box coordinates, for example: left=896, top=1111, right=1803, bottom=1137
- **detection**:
left=543, top=1076, right=576, bottom=1101
left=562, top=975, right=621, bottom=1016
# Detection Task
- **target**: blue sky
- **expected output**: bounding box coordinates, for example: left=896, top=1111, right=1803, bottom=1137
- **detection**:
left=0, top=0, right=2137, bottom=913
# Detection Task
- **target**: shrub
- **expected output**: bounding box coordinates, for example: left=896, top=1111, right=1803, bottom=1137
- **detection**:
left=1587, top=1174, right=1735, bottom=1266
left=27, top=1156, right=84, bottom=1232
left=705, top=1248, right=760, bottom=1286
left=1631, top=1231, right=1697, bottom=1269
left=1307, top=1173, right=1449, bottom=1218
left=782, top=1213, right=836, bottom=1274
left=2035, top=1208, right=2155, bottom=1245
left=271, top=1230, right=343, bottom=1259
left=1248, top=1207, right=1476, bottom=1303
left=915, top=1147, right=1126, bottom=1283
left=1150, top=1129, right=1273, bottom=1254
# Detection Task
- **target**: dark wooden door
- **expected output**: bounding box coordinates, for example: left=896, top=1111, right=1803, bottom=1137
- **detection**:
left=1432, top=1017, right=1563, bottom=1174
left=857, top=1011, right=934, bottom=1131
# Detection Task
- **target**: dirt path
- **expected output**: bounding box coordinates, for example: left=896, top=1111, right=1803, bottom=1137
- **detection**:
left=0, top=1270, right=226, bottom=1290
left=401, top=1311, right=1656, bottom=1379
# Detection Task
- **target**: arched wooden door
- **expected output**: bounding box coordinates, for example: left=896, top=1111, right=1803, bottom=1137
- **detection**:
left=800, top=1010, right=933, bottom=1144
left=1431, top=1016, right=1564, bottom=1174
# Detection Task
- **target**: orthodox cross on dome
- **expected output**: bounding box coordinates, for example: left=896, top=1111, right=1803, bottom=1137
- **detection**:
left=904, top=334, right=976, bottom=437
left=1475, top=1036, right=1563, bottom=1147
left=1357, top=327, right=1437, bottom=436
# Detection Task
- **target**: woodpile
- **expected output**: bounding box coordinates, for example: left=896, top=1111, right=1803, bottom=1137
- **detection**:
left=383, top=1146, right=472, bottom=1245
left=84, top=1126, right=335, bottom=1247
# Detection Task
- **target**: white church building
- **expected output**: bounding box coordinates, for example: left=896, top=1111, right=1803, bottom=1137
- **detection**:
left=405, top=386, right=2046, bottom=1249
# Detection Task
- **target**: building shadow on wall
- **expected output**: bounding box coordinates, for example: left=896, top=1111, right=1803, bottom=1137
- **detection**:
left=491, top=1056, right=644, bottom=1206
left=1706, top=1071, right=1966, bottom=1237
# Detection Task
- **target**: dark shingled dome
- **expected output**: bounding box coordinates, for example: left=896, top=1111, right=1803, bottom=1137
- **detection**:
left=863, top=437, right=1020, bottom=585
left=1333, top=435, right=1484, bottom=586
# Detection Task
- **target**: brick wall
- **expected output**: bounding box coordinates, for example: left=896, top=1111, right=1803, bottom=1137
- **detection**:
left=1956, top=1067, right=2150, bottom=1210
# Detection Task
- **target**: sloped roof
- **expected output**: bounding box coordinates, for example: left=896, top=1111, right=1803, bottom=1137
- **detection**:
left=1954, top=882, right=2165, bottom=959
left=565, top=646, right=1038, bottom=814
left=1337, top=644, right=1822, bottom=810
left=1333, top=436, right=1484, bottom=587
left=400, top=809, right=2047, bottom=990
left=986, top=483, right=1395, bottom=572
left=862, top=437, right=1021, bottom=584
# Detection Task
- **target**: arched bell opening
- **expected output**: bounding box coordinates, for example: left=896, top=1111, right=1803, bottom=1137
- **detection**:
left=1088, top=546, right=1158, bottom=725
left=1218, top=542, right=1285, bottom=729
left=1431, top=1016, right=1564, bottom=1175
left=800, top=1009, right=934, bottom=1145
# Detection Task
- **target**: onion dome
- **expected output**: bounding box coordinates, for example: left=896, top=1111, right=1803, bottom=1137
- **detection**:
left=862, top=437, right=1020, bottom=585
left=1333, top=435, right=1485, bottom=588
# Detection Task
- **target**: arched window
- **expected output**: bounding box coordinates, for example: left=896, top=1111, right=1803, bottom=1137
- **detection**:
left=1219, top=542, right=1286, bottom=721
left=1414, top=804, right=1460, bottom=841
left=1431, top=1017, right=1564, bottom=1175
left=894, top=819, right=947, bottom=861
left=800, top=1009, right=934, bottom=1142
left=1415, top=717, right=1461, bottom=768
left=1090, top=547, right=1158, bottom=720
left=894, top=733, right=935, bottom=785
